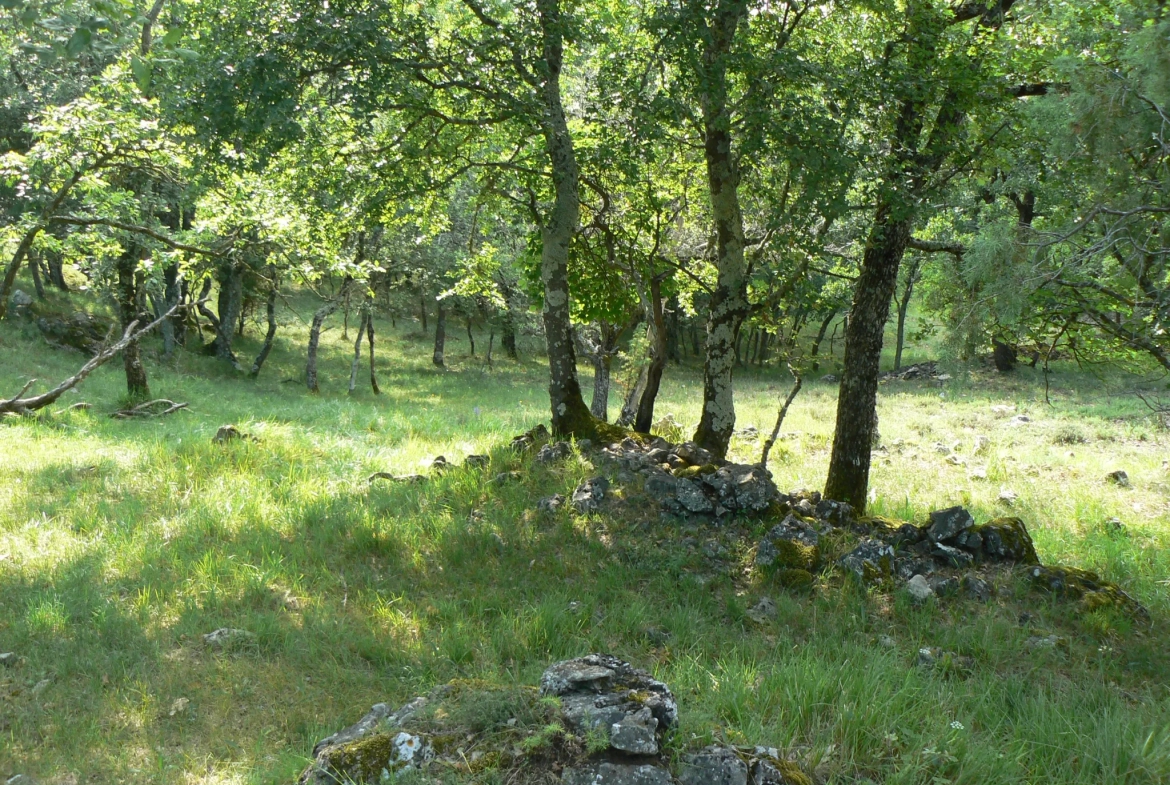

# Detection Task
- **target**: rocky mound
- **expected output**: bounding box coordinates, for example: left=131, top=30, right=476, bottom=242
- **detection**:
left=299, top=656, right=809, bottom=785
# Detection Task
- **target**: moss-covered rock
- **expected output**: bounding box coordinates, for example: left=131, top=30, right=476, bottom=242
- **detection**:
left=312, top=731, right=433, bottom=785
left=757, top=537, right=819, bottom=572
left=775, top=568, right=815, bottom=590
left=1027, top=565, right=1147, bottom=618
left=974, top=517, right=1039, bottom=564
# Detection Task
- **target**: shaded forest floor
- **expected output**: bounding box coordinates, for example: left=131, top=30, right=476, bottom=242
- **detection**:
left=2, top=287, right=1170, bottom=784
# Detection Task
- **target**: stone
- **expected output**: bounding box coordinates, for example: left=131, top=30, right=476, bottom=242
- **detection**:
left=213, top=425, right=252, bottom=444
left=202, top=628, right=254, bottom=648
left=36, top=311, right=112, bottom=353
left=891, top=523, right=927, bottom=548
left=814, top=498, right=855, bottom=526
left=974, top=435, right=991, bottom=453
left=905, top=574, right=935, bottom=602
left=930, top=542, right=974, bottom=568
left=820, top=374, right=838, bottom=383
left=6, top=776, right=36, bottom=785
left=609, top=706, right=659, bottom=754
left=927, top=506, right=974, bottom=542
left=1009, top=414, right=1031, bottom=426
left=430, top=455, right=451, bottom=472
left=0, top=652, right=16, bottom=667
left=838, top=539, right=895, bottom=582
left=563, top=763, right=673, bottom=785
left=491, top=471, right=522, bottom=484
left=537, top=441, right=573, bottom=463
left=756, top=517, right=820, bottom=573
left=464, top=454, right=490, bottom=469
left=973, top=517, right=1039, bottom=564
left=928, top=576, right=960, bottom=597
left=510, top=424, right=549, bottom=451
left=1105, top=470, right=1130, bottom=487
left=878, top=635, right=897, bottom=649
left=894, top=557, right=934, bottom=581
left=1025, top=634, right=1060, bottom=650
left=305, top=730, right=433, bottom=785
left=540, top=654, right=678, bottom=743
left=537, top=494, right=565, bottom=513
left=954, top=529, right=983, bottom=553
left=675, top=478, right=715, bottom=514
left=747, top=596, right=778, bottom=623
left=571, top=477, right=609, bottom=513
left=914, top=647, right=974, bottom=673
left=752, top=757, right=812, bottom=785
left=646, top=447, right=670, bottom=464
left=679, top=747, right=748, bottom=785
left=8, top=289, right=33, bottom=314
left=643, top=469, right=679, bottom=502
left=961, top=574, right=992, bottom=602
left=674, top=441, right=714, bottom=467
left=1027, top=565, right=1147, bottom=618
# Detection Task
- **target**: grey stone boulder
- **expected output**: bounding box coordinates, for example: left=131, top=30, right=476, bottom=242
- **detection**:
left=814, top=498, right=855, bottom=526
left=674, top=441, right=714, bottom=467
left=679, top=746, right=748, bottom=785
left=537, top=494, right=565, bottom=513
left=539, top=654, right=677, bottom=752
left=929, top=542, right=974, bottom=569
left=464, top=454, right=490, bottom=469
left=537, top=441, right=574, bottom=463
left=927, top=506, right=975, bottom=542
left=905, top=574, right=935, bottom=602
left=676, top=478, right=715, bottom=514
left=838, top=539, right=895, bottom=582
left=311, top=697, right=429, bottom=757
left=571, top=477, right=610, bottom=513
left=700, top=464, right=777, bottom=512
left=563, top=763, right=673, bottom=785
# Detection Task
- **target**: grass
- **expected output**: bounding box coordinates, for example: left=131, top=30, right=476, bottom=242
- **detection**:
left=2, top=282, right=1170, bottom=784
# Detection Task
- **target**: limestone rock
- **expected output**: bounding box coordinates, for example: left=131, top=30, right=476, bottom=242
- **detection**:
left=540, top=654, right=677, bottom=749
left=0, top=652, right=16, bottom=667
left=202, top=628, right=254, bottom=649
left=213, top=425, right=253, bottom=444
left=756, top=516, right=820, bottom=573
left=752, top=757, right=812, bottom=785
left=973, top=517, right=1038, bottom=564
left=674, top=441, right=714, bottom=467
left=610, top=707, right=659, bottom=755
left=571, top=477, right=609, bottom=513
left=679, top=747, right=748, bottom=785
left=927, top=506, right=974, bottom=542
left=905, top=574, right=935, bottom=602
left=430, top=455, right=451, bottom=473
left=464, top=454, right=490, bottom=469
left=1027, top=565, right=1147, bottom=618
left=563, top=763, right=673, bottom=785
left=674, top=477, right=715, bottom=513
left=36, top=311, right=111, bottom=352
left=537, top=494, right=565, bottom=513
left=838, top=539, right=895, bottom=582
left=1105, top=470, right=1130, bottom=487
left=814, top=498, right=854, bottom=526
left=537, top=441, right=573, bottom=463
left=961, top=574, right=992, bottom=602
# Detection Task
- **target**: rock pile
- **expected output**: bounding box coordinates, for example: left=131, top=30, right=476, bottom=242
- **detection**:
left=300, top=655, right=810, bottom=785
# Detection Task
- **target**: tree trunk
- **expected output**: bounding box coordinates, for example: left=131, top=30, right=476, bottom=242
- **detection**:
left=116, top=247, right=150, bottom=399
left=466, top=316, right=475, bottom=356
left=367, top=312, right=380, bottom=394
left=692, top=0, right=751, bottom=460
left=350, top=311, right=369, bottom=393
left=213, top=262, right=243, bottom=365
left=420, top=292, right=428, bottom=332
left=536, top=0, right=594, bottom=436
left=824, top=204, right=913, bottom=510
left=634, top=276, right=668, bottom=434
left=591, top=351, right=612, bottom=421
left=160, top=262, right=183, bottom=356
left=809, top=310, right=836, bottom=368
left=46, top=250, right=68, bottom=292
left=617, top=365, right=648, bottom=427
left=28, top=252, right=46, bottom=300
left=893, top=259, right=920, bottom=372
left=249, top=269, right=278, bottom=378
left=665, top=294, right=680, bottom=363
left=433, top=299, right=446, bottom=367
left=307, top=299, right=339, bottom=393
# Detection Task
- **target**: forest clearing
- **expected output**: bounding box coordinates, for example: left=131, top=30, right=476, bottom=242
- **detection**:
left=3, top=1, right=1170, bottom=784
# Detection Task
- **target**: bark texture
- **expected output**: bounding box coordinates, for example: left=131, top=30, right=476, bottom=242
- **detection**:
left=115, top=246, right=150, bottom=399
left=213, top=261, right=243, bottom=365
left=249, top=270, right=278, bottom=378
left=432, top=299, right=446, bottom=367
left=693, top=0, right=751, bottom=460
left=306, top=300, right=339, bottom=394
left=535, top=0, right=594, bottom=436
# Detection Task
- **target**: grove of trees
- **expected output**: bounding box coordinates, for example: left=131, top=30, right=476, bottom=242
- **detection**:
left=3, top=0, right=1168, bottom=511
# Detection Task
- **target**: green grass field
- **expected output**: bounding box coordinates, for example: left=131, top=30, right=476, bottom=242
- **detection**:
left=2, top=286, right=1170, bottom=784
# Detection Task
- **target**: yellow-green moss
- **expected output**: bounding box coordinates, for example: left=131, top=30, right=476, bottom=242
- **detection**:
left=776, top=568, right=815, bottom=590
left=319, top=732, right=399, bottom=783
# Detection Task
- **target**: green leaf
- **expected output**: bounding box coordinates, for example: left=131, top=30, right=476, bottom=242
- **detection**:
left=130, top=55, right=152, bottom=91
left=162, top=27, right=183, bottom=46
left=65, top=27, right=93, bottom=57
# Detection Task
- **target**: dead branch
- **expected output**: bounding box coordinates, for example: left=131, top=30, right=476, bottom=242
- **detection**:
left=110, top=399, right=189, bottom=419
left=760, top=365, right=803, bottom=469
left=0, top=304, right=180, bottom=416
